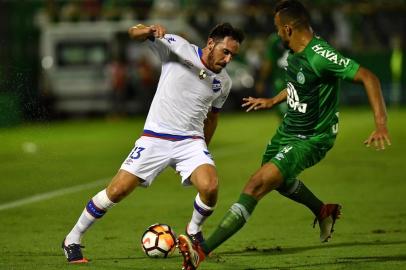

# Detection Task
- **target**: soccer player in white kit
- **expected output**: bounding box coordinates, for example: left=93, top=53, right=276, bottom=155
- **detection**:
left=62, top=22, right=244, bottom=263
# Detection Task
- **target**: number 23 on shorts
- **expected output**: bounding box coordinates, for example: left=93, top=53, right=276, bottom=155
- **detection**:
left=130, top=147, right=146, bottom=159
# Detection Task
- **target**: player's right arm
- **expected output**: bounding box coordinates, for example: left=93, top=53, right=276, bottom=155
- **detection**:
left=128, top=24, right=166, bottom=41
left=242, top=89, right=287, bottom=112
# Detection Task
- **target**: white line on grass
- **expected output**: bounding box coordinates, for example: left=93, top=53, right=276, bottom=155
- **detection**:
left=0, top=143, right=257, bottom=212
left=0, top=179, right=108, bottom=212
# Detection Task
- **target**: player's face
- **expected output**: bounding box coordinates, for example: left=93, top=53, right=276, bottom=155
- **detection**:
left=274, top=13, right=291, bottom=50
left=207, top=37, right=240, bottom=73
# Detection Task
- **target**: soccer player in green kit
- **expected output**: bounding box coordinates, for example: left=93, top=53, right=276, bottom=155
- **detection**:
left=178, top=1, right=391, bottom=269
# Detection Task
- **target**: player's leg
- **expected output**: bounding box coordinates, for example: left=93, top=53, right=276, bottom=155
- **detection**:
left=277, top=178, right=323, bottom=217
left=202, top=162, right=283, bottom=253
left=178, top=162, right=284, bottom=269
left=274, top=137, right=341, bottom=242
left=276, top=179, right=341, bottom=242
left=63, top=136, right=166, bottom=262
left=63, top=170, right=142, bottom=262
left=187, top=164, right=218, bottom=243
left=173, top=139, right=218, bottom=244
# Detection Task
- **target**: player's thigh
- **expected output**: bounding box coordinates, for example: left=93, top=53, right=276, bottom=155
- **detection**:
left=120, top=136, right=171, bottom=187
left=261, top=131, right=284, bottom=165
left=271, top=139, right=327, bottom=184
left=172, top=139, right=215, bottom=186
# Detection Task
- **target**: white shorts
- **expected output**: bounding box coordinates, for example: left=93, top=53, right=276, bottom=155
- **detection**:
left=120, top=136, right=215, bottom=187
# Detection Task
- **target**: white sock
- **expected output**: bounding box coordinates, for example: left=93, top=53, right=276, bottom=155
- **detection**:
left=65, top=189, right=115, bottom=245
left=187, top=193, right=215, bottom=235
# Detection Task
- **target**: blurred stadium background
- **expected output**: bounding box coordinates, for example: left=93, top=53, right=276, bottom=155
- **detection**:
left=0, top=0, right=405, bottom=125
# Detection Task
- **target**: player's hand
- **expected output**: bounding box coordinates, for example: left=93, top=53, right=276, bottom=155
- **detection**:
left=363, top=125, right=391, bottom=150
left=242, top=97, right=273, bottom=112
left=128, top=24, right=166, bottom=40
left=149, top=24, right=166, bottom=39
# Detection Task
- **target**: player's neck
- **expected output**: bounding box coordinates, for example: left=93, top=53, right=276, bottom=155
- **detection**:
left=290, top=28, right=313, bottom=53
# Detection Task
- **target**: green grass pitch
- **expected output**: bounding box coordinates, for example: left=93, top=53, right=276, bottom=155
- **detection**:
left=0, top=108, right=405, bottom=270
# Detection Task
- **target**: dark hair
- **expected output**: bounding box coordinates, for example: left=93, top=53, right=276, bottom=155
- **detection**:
left=208, top=23, right=245, bottom=43
left=274, top=0, right=311, bottom=30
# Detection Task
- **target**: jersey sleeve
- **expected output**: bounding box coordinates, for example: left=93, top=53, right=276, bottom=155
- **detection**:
left=311, top=48, right=360, bottom=81
left=147, top=34, right=189, bottom=62
left=211, top=76, right=232, bottom=111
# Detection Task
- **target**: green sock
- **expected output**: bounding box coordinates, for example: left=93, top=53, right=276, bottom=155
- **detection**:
left=201, top=193, right=257, bottom=254
left=278, top=179, right=323, bottom=216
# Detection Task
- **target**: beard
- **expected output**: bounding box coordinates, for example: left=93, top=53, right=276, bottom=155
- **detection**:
left=207, top=51, right=221, bottom=73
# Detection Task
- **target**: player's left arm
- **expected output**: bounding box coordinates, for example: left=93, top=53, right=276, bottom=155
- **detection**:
left=204, top=110, right=219, bottom=146
left=353, top=66, right=391, bottom=149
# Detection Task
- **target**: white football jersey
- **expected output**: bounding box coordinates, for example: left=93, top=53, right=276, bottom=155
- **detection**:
left=143, top=34, right=232, bottom=138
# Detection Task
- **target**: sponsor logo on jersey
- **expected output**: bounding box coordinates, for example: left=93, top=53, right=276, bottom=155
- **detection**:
left=124, top=158, right=133, bottom=165
left=287, top=82, right=307, bottom=113
left=212, top=78, right=221, bottom=92
left=275, top=146, right=293, bottom=161
left=199, top=69, right=207, bottom=79
left=183, top=60, right=194, bottom=69
left=204, top=150, right=213, bottom=160
left=311, top=44, right=350, bottom=67
left=164, top=36, right=176, bottom=44
left=275, top=153, right=284, bottom=160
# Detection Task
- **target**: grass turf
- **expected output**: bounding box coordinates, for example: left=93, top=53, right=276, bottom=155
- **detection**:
left=0, top=108, right=405, bottom=270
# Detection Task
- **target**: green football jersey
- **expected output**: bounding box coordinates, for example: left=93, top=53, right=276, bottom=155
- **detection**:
left=281, top=36, right=360, bottom=136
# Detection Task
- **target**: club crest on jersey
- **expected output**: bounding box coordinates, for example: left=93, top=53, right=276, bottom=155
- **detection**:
left=297, top=71, right=305, bottom=84
left=212, top=78, right=221, bottom=92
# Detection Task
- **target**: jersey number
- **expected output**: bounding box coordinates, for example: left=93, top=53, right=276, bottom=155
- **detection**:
left=130, top=147, right=145, bottom=159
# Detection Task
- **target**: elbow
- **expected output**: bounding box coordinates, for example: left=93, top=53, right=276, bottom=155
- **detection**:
left=356, top=67, right=381, bottom=87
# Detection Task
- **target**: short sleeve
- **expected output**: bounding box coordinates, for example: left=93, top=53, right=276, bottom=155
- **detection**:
left=310, top=48, right=360, bottom=81
left=147, top=34, right=189, bottom=62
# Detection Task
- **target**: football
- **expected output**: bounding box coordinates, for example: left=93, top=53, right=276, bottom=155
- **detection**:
left=141, top=223, right=177, bottom=258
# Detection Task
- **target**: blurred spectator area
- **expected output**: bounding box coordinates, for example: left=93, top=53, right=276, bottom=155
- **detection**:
left=0, top=0, right=405, bottom=122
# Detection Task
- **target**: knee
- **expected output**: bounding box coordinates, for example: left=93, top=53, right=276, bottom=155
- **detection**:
left=276, top=178, right=297, bottom=195
left=106, top=170, right=140, bottom=203
left=106, top=185, right=128, bottom=203
left=199, top=176, right=219, bottom=197
left=244, top=170, right=283, bottom=200
left=196, top=176, right=218, bottom=207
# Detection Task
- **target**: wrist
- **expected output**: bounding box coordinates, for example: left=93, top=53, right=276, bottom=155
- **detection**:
left=268, top=98, right=276, bottom=108
left=375, top=115, right=387, bottom=126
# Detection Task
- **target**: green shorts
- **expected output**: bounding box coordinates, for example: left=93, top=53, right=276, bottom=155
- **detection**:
left=262, top=127, right=336, bottom=189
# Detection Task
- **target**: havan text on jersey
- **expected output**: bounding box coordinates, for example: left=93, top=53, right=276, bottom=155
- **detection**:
left=311, top=44, right=350, bottom=67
